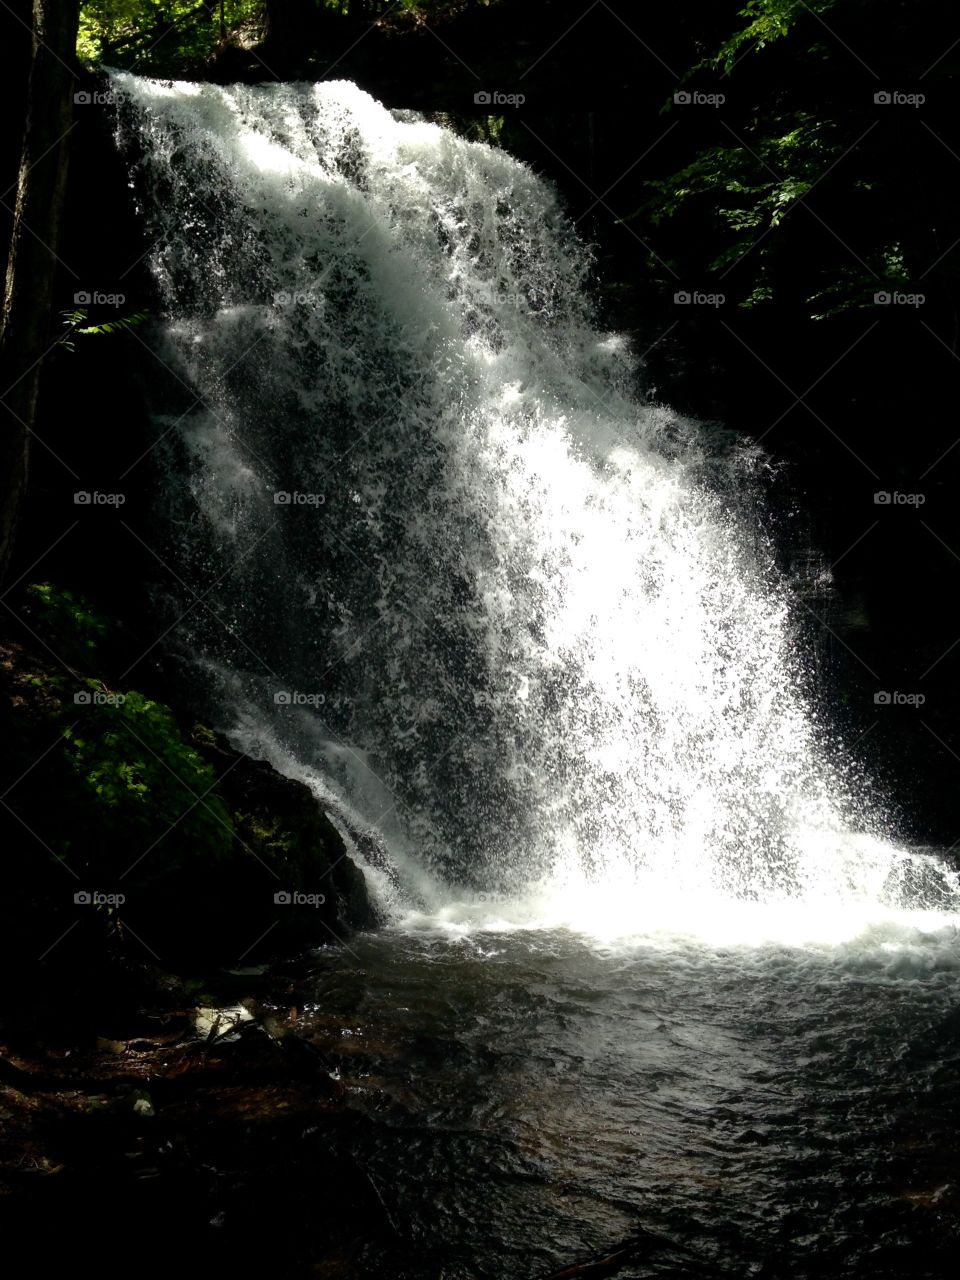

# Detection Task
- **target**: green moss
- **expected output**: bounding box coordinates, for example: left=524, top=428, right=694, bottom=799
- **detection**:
left=2, top=585, right=373, bottom=966
left=61, top=689, right=234, bottom=871
left=26, top=582, right=107, bottom=670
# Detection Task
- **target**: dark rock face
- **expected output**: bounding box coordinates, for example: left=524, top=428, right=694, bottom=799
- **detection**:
left=192, top=728, right=381, bottom=941
left=0, top=622, right=378, bottom=978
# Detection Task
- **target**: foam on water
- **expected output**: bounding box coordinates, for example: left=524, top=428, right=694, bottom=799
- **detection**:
left=109, top=72, right=960, bottom=948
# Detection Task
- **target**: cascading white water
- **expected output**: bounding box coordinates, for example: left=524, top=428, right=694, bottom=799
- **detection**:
left=111, top=72, right=960, bottom=942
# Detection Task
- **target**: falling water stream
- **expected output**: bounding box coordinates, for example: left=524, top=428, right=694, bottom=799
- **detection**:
left=111, top=74, right=960, bottom=1276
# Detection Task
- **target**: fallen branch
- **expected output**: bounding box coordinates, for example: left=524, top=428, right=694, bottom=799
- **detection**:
left=543, top=1242, right=640, bottom=1279
left=543, top=1227, right=715, bottom=1280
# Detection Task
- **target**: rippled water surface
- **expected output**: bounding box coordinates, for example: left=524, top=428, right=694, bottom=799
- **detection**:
left=292, top=922, right=960, bottom=1278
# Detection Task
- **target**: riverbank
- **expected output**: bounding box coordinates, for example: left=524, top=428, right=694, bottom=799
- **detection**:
left=1, top=586, right=388, bottom=1269
left=0, top=958, right=400, bottom=1276
left=0, top=580, right=384, bottom=1258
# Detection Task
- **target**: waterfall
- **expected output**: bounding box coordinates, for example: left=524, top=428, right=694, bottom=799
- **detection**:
left=110, top=73, right=959, bottom=935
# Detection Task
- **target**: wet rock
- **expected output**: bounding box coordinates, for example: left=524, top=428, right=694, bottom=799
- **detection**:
left=95, top=1037, right=127, bottom=1055
left=736, top=1128, right=772, bottom=1145
left=0, top=622, right=378, bottom=975
left=0, top=1004, right=391, bottom=1274
left=131, top=1094, right=154, bottom=1117
left=191, top=1004, right=254, bottom=1041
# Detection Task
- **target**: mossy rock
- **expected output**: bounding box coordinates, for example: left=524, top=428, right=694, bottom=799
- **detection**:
left=1, top=597, right=376, bottom=973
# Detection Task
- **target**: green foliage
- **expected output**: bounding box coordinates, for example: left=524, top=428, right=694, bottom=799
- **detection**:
left=26, top=582, right=107, bottom=669
left=429, top=111, right=505, bottom=146
left=2, top=585, right=364, bottom=963
left=19, top=584, right=234, bottom=878
left=78, top=0, right=262, bottom=68
left=637, top=0, right=959, bottom=321
left=711, top=0, right=838, bottom=71
left=61, top=689, right=235, bottom=872
left=59, top=307, right=149, bottom=352
left=76, top=0, right=503, bottom=69
left=638, top=114, right=863, bottom=313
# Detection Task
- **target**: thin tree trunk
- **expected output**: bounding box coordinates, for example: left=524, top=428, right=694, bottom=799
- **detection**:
left=262, top=0, right=318, bottom=62
left=0, top=0, right=79, bottom=583
left=0, top=2, right=34, bottom=273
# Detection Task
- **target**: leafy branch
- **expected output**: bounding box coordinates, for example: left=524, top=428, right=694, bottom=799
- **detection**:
left=59, top=307, right=150, bottom=352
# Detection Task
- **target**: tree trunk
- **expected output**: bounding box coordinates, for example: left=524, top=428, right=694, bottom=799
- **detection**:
left=261, top=0, right=318, bottom=64
left=0, top=2, right=34, bottom=273
left=0, top=0, right=79, bottom=583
